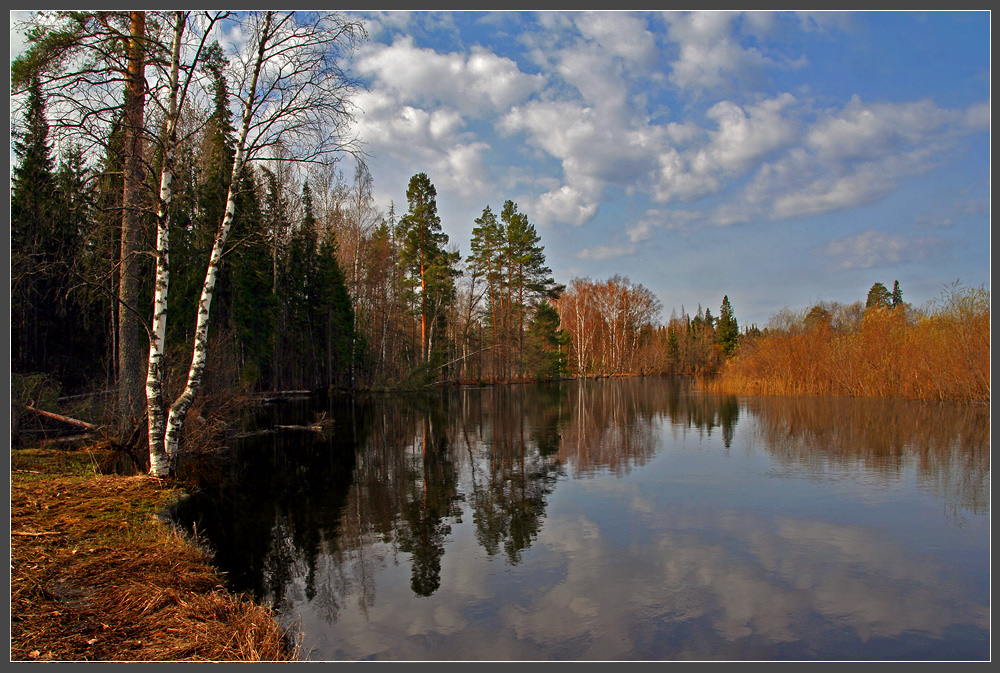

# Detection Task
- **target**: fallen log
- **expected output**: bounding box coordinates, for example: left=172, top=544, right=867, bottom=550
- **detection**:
left=20, top=405, right=98, bottom=432
left=255, top=390, right=314, bottom=403
left=274, top=424, right=328, bottom=432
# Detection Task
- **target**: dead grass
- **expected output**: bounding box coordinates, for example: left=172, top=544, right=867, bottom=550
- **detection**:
left=707, top=300, right=990, bottom=404
left=10, top=443, right=298, bottom=662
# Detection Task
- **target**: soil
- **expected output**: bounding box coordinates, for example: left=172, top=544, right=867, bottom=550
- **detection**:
left=9, top=440, right=297, bottom=662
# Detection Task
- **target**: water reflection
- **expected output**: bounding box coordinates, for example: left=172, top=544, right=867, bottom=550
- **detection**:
left=743, top=395, right=989, bottom=517
left=173, top=378, right=989, bottom=660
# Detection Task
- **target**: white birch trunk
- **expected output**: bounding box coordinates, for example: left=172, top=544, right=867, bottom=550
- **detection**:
left=163, top=13, right=270, bottom=472
left=147, top=13, right=185, bottom=477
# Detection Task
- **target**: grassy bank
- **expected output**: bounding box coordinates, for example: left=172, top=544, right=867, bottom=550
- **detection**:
left=705, top=286, right=989, bottom=404
left=10, top=441, right=296, bottom=662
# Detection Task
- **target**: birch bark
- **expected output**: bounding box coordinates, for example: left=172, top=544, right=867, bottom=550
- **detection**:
left=147, top=12, right=185, bottom=477
left=163, top=12, right=270, bottom=472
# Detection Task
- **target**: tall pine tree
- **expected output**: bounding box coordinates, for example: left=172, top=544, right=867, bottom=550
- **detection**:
left=396, top=173, right=459, bottom=365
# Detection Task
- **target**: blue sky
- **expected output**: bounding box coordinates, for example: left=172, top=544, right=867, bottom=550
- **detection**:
left=9, top=10, right=990, bottom=328
left=339, top=10, right=990, bottom=327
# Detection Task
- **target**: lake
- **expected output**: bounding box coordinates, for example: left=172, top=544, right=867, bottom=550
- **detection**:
left=172, top=377, right=990, bottom=661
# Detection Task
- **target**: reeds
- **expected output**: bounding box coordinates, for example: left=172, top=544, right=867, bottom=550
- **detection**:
left=707, top=285, right=989, bottom=404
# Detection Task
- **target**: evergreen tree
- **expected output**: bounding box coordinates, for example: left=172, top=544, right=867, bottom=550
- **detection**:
left=866, top=282, right=891, bottom=309
left=666, top=325, right=680, bottom=373
left=11, top=75, right=58, bottom=378
left=716, top=295, right=739, bottom=357
left=502, top=200, right=556, bottom=377
left=396, top=173, right=459, bottom=364
left=891, top=280, right=903, bottom=309
left=225, top=168, right=278, bottom=389
left=11, top=77, right=101, bottom=392
left=286, top=181, right=323, bottom=385
left=523, top=300, right=569, bottom=380
left=468, top=205, right=504, bottom=337
left=314, top=229, right=356, bottom=388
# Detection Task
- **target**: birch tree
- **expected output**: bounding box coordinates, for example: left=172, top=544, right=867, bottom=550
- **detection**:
left=145, top=11, right=224, bottom=476
left=160, top=11, right=365, bottom=474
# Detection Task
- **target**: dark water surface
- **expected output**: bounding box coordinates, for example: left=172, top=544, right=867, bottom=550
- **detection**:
left=172, top=378, right=990, bottom=661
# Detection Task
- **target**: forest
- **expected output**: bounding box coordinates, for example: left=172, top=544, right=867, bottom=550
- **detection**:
left=11, top=11, right=990, bottom=478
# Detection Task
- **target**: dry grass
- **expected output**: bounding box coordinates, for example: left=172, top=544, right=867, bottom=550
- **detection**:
left=707, top=294, right=989, bottom=404
left=10, top=444, right=297, bottom=662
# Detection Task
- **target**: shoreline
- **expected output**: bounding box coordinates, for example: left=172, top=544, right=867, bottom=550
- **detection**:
left=10, top=441, right=297, bottom=662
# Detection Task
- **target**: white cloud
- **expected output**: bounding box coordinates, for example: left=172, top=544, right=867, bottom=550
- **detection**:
left=807, top=95, right=961, bottom=162
left=572, top=11, right=659, bottom=67
left=727, top=96, right=984, bottom=222
left=649, top=94, right=802, bottom=205
left=817, top=228, right=945, bottom=271
left=574, top=242, right=636, bottom=261
left=346, top=10, right=986, bottom=262
left=665, top=11, right=777, bottom=93
left=350, top=90, right=492, bottom=200
left=501, top=99, right=662, bottom=222
left=702, top=94, right=800, bottom=172
left=353, top=36, right=544, bottom=117
left=532, top=184, right=600, bottom=227
left=962, top=101, right=990, bottom=131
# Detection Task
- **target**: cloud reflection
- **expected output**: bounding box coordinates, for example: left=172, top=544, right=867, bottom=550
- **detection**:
left=173, top=379, right=988, bottom=660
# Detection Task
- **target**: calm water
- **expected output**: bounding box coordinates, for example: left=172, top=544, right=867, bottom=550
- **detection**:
left=172, top=378, right=990, bottom=661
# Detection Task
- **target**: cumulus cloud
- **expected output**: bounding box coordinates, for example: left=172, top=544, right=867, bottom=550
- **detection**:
left=807, top=96, right=962, bottom=162
left=722, top=94, right=986, bottom=223
left=350, top=90, right=492, bottom=199
left=664, top=11, right=779, bottom=93
left=654, top=94, right=801, bottom=203
left=532, top=184, right=600, bottom=227
left=343, top=11, right=986, bottom=249
left=353, top=35, right=544, bottom=117
left=817, top=228, right=946, bottom=271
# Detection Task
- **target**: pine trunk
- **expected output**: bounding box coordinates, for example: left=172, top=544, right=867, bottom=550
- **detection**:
left=117, top=10, right=147, bottom=433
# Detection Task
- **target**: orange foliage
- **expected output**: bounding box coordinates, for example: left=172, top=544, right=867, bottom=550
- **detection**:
left=708, top=296, right=989, bottom=404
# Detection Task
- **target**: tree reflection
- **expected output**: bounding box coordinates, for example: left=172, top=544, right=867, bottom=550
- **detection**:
left=172, top=378, right=987, bottom=634
left=464, top=386, right=562, bottom=565
left=744, top=396, right=990, bottom=515
left=397, top=414, right=462, bottom=596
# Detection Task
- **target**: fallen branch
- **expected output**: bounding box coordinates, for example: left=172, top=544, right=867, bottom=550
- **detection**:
left=57, top=390, right=112, bottom=403
left=21, top=405, right=99, bottom=431
left=12, top=530, right=59, bottom=537
left=274, top=424, right=328, bottom=432
left=254, top=390, right=314, bottom=403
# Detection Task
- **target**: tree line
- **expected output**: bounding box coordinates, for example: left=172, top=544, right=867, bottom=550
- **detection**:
left=17, top=12, right=982, bottom=478
left=9, top=8, right=747, bottom=408
left=8, top=11, right=590, bottom=476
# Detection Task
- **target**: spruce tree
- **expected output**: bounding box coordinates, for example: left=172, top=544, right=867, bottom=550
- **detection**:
left=468, top=205, right=504, bottom=337
left=891, top=280, right=903, bottom=309
left=11, top=76, right=57, bottom=376
left=524, top=300, right=568, bottom=380
left=716, top=295, right=739, bottom=357
left=502, top=200, right=556, bottom=377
